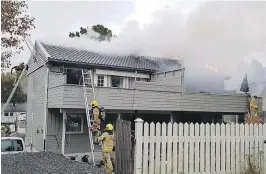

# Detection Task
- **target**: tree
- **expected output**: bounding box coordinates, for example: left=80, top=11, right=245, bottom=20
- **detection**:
left=69, top=24, right=116, bottom=42
left=1, top=71, right=27, bottom=104
left=1, top=1, right=35, bottom=69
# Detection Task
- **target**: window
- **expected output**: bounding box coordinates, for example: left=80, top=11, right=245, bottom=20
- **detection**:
left=50, top=64, right=67, bottom=73
left=66, top=69, right=82, bottom=85
left=1, top=139, right=24, bottom=152
left=66, top=114, right=83, bottom=133
left=97, top=75, right=104, bottom=87
left=4, top=113, right=8, bottom=116
left=10, top=112, right=13, bottom=116
left=111, top=76, right=123, bottom=88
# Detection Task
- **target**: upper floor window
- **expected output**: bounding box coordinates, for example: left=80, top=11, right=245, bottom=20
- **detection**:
left=111, top=76, right=123, bottom=88
left=4, top=113, right=8, bottom=116
left=97, top=75, right=104, bottom=87
left=10, top=113, right=13, bottom=116
left=66, top=69, right=82, bottom=85
left=50, top=64, right=66, bottom=73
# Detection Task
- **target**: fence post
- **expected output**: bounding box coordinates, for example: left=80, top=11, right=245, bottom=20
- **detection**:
left=134, top=118, right=144, bottom=174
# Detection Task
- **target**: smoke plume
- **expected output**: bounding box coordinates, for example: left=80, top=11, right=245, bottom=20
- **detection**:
left=39, top=1, right=266, bottom=93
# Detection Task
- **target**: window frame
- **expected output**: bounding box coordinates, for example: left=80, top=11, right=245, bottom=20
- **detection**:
left=97, top=75, right=105, bottom=87
left=4, top=113, right=8, bottom=116
left=50, top=64, right=67, bottom=74
left=10, top=112, right=13, bottom=116
left=65, top=114, right=84, bottom=134
left=110, top=75, right=123, bottom=88
left=66, top=69, right=83, bottom=85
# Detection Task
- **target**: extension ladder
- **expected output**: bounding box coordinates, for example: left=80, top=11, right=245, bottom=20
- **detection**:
left=81, top=69, right=96, bottom=166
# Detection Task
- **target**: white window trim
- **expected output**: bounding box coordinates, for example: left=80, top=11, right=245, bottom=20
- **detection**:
left=95, top=69, right=149, bottom=78
left=110, top=75, right=124, bottom=88
left=123, top=77, right=128, bottom=88
left=65, top=68, right=84, bottom=85
left=97, top=74, right=105, bottom=87
left=65, top=114, right=84, bottom=134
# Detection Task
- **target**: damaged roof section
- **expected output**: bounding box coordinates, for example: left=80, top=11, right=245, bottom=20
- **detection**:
left=39, top=42, right=182, bottom=72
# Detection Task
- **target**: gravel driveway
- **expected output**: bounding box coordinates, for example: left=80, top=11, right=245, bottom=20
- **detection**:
left=1, top=152, right=105, bottom=174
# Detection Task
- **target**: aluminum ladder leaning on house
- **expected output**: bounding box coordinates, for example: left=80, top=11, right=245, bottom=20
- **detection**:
left=81, top=69, right=96, bottom=166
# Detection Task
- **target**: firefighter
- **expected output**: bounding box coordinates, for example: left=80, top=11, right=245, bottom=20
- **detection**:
left=249, top=96, right=258, bottom=117
left=97, top=124, right=114, bottom=174
left=90, top=99, right=102, bottom=143
left=96, top=127, right=116, bottom=171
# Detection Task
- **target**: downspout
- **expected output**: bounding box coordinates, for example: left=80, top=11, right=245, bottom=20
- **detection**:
left=43, top=65, right=50, bottom=151
left=132, top=71, right=137, bottom=113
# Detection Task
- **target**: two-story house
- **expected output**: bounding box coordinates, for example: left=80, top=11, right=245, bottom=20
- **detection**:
left=26, top=41, right=262, bottom=160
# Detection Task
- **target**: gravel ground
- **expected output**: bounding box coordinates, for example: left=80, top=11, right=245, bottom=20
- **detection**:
left=1, top=152, right=106, bottom=174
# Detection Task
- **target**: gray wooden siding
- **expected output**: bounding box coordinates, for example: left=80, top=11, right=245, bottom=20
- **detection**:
left=63, top=85, right=85, bottom=108
left=46, top=135, right=91, bottom=154
left=48, top=72, right=65, bottom=88
left=26, top=66, right=47, bottom=151
left=95, top=88, right=182, bottom=111
left=151, top=69, right=183, bottom=81
left=47, top=72, right=65, bottom=108
left=27, top=43, right=48, bottom=75
left=46, top=109, right=91, bottom=154
left=135, top=81, right=182, bottom=92
left=48, top=86, right=64, bottom=108
left=183, top=93, right=250, bottom=113
left=47, top=85, right=251, bottom=113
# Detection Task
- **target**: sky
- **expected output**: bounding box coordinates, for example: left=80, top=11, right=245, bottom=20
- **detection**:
left=10, top=0, right=198, bottom=67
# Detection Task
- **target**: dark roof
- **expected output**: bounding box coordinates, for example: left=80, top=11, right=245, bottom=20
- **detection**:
left=40, top=42, right=169, bottom=72
left=1, top=103, right=27, bottom=112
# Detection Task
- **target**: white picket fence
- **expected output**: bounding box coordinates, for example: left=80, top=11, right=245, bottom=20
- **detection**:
left=134, top=119, right=266, bottom=174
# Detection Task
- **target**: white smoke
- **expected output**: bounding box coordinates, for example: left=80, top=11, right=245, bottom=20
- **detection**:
left=19, top=72, right=28, bottom=95
left=38, top=1, right=266, bottom=93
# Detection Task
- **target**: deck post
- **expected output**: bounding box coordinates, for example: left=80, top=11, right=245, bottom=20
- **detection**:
left=236, top=115, right=239, bottom=123
left=61, top=111, right=66, bottom=154
left=170, top=112, right=174, bottom=124
left=134, top=118, right=143, bottom=174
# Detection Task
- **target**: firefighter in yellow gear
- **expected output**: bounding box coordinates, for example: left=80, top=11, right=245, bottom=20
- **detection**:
left=97, top=124, right=114, bottom=174
left=249, top=96, right=258, bottom=117
left=90, top=99, right=101, bottom=143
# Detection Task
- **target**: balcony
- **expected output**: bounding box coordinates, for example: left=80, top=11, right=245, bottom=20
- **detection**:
left=48, top=84, right=253, bottom=113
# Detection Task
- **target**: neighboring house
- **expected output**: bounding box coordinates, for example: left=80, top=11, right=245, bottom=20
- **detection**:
left=1, top=103, right=26, bottom=124
left=26, top=41, right=262, bottom=158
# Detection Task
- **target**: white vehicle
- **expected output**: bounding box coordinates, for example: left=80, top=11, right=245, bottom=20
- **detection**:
left=1, top=137, right=26, bottom=155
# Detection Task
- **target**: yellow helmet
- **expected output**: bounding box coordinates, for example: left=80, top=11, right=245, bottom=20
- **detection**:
left=106, top=124, right=113, bottom=131
left=91, top=99, right=98, bottom=107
